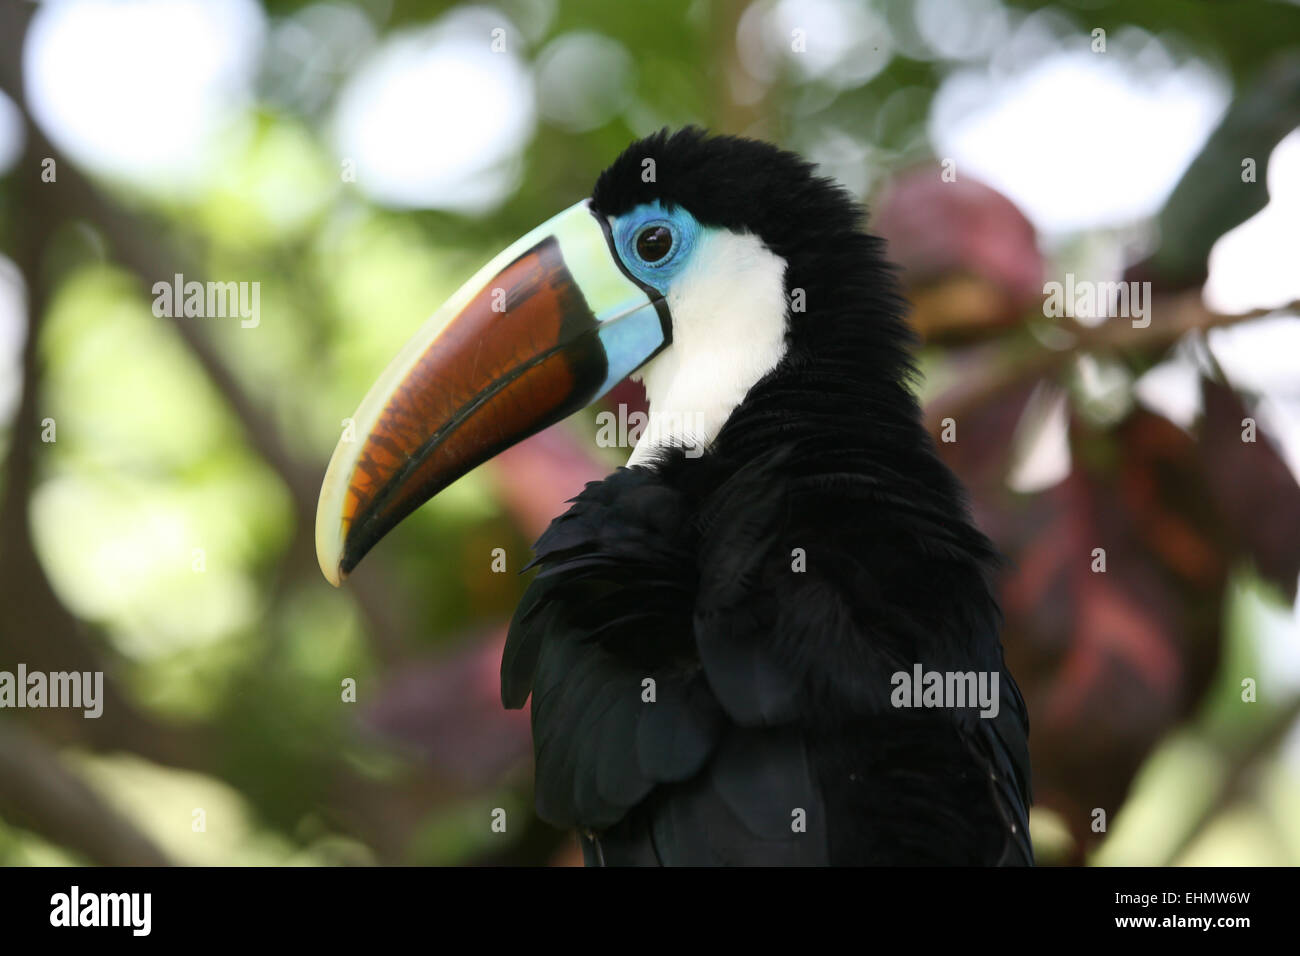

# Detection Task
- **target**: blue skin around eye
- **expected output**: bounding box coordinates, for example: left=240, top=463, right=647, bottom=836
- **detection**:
left=610, top=201, right=702, bottom=291
left=592, top=202, right=703, bottom=395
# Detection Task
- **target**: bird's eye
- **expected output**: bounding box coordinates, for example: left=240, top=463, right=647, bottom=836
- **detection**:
left=635, top=224, right=674, bottom=263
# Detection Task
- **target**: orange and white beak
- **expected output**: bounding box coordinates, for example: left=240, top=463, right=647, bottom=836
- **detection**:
left=316, top=200, right=669, bottom=585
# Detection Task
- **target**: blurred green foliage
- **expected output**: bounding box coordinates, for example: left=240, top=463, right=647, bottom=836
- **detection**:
left=1, top=0, right=1298, bottom=866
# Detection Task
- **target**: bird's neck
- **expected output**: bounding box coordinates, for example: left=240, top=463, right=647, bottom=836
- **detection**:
left=713, top=275, right=934, bottom=485
left=631, top=229, right=954, bottom=510
left=717, top=348, right=931, bottom=479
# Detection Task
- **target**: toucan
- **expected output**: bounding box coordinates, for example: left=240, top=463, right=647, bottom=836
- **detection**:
left=316, top=128, right=1032, bottom=865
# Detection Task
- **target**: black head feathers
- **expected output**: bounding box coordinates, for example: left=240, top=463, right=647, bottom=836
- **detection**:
left=593, top=128, right=915, bottom=399
left=591, top=127, right=863, bottom=249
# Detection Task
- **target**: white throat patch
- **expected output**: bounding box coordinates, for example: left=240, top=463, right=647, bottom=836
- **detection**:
left=626, top=229, right=790, bottom=466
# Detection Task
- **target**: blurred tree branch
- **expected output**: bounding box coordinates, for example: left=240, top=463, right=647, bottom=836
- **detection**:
left=0, top=0, right=454, bottom=864
left=0, top=722, right=172, bottom=866
left=925, top=294, right=1299, bottom=431
left=0, top=0, right=409, bottom=666
left=0, top=0, right=204, bottom=768
left=1162, top=696, right=1300, bottom=865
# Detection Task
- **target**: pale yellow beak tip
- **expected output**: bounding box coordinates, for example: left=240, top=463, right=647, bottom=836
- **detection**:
left=315, top=464, right=349, bottom=588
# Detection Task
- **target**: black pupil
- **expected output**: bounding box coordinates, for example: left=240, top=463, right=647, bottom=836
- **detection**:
left=636, top=226, right=673, bottom=262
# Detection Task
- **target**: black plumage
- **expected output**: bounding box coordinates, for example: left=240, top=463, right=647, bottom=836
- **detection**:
left=502, top=129, right=1032, bottom=865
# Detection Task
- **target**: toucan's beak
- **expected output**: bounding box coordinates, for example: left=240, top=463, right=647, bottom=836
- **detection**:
left=315, top=200, right=669, bottom=586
